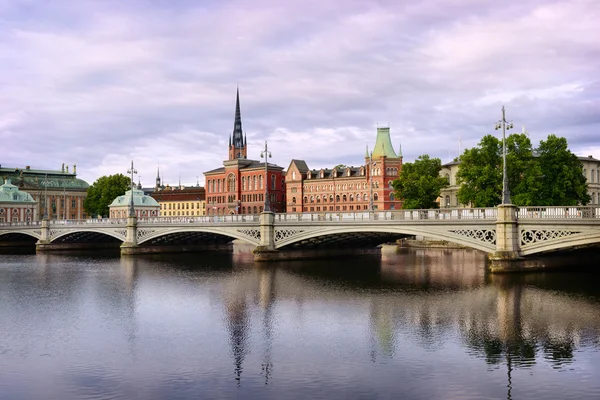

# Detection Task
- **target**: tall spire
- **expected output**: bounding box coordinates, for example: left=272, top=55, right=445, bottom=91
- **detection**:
left=155, top=166, right=161, bottom=189
left=232, top=86, right=243, bottom=148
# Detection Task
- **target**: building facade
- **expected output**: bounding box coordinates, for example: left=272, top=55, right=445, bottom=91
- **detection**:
left=0, top=164, right=89, bottom=219
left=0, top=179, right=37, bottom=223
left=203, top=89, right=286, bottom=215
left=151, top=181, right=206, bottom=217
left=285, top=127, right=403, bottom=213
left=439, top=155, right=600, bottom=207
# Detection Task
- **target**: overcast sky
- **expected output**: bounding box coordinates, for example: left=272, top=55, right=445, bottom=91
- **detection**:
left=1, top=0, right=599, bottom=186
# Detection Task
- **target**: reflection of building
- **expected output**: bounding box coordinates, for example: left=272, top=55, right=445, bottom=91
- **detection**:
left=0, top=164, right=89, bottom=219
left=0, top=179, right=37, bottom=222
left=285, top=127, right=403, bottom=213
left=203, top=89, right=286, bottom=215
left=439, top=155, right=600, bottom=207
left=108, top=188, right=161, bottom=218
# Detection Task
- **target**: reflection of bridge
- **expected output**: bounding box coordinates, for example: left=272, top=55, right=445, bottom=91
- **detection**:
left=1, top=205, right=599, bottom=270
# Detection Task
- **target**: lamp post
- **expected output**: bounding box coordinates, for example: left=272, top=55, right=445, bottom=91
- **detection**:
left=127, top=160, right=137, bottom=218
left=43, top=173, right=48, bottom=220
left=369, top=152, right=374, bottom=211
left=260, top=141, right=272, bottom=212
left=495, top=106, right=514, bottom=205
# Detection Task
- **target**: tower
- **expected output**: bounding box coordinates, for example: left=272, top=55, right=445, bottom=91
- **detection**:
left=228, top=87, right=248, bottom=160
left=155, top=166, right=161, bottom=190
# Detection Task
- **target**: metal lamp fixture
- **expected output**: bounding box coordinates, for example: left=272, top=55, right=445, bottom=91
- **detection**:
left=260, top=141, right=272, bottom=212
left=494, top=106, right=514, bottom=205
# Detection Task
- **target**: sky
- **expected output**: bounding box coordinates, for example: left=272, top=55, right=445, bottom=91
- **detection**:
left=1, top=0, right=599, bottom=186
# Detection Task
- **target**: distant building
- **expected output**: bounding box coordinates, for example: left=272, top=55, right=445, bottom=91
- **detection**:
left=0, top=179, right=37, bottom=223
left=151, top=181, right=206, bottom=217
left=108, top=187, right=161, bottom=219
left=439, top=155, right=600, bottom=207
left=0, top=164, right=89, bottom=219
left=285, top=127, right=403, bottom=213
left=203, top=88, right=286, bottom=215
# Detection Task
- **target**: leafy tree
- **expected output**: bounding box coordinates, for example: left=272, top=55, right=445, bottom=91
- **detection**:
left=392, top=155, right=448, bottom=209
left=456, top=135, right=503, bottom=207
left=334, top=164, right=347, bottom=170
left=456, top=133, right=589, bottom=207
left=84, top=174, right=131, bottom=217
left=534, top=134, right=590, bottom=206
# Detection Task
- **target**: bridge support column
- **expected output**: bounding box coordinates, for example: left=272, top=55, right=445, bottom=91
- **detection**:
left=35, top=219, right=52, bottom=252
left=490, top=204, right=524, bottom=272
left=254, top=211, right=277, bottom=261
left=120, top=216, right=139, bottom=255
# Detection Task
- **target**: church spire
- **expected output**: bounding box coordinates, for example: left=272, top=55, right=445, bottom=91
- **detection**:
left=155, top=166, right=161, bottom=190
left=228, top=87, right=247, bottom=160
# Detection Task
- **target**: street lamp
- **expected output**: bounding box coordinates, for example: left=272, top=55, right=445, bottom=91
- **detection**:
left=369, top=152, right=374, bottom=211
left=260, top=141, right=272, bottom=212
left=43, top=173, right=48, bottom=220
left=127, top=160, right=138, bottom=217
left=495, top=106, right=514, bottom=205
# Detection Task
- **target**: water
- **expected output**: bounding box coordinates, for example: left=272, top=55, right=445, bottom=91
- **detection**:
left=1, top=245, right=599, bottom=400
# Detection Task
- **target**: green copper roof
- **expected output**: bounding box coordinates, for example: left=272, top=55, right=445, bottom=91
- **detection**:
left=0, top=167, right=89, bottom=190
left=371, top=127, right=400, bottom=159
left=0, top=179, right=35, bottom=203
left=109, top=188, right=160, bottom=208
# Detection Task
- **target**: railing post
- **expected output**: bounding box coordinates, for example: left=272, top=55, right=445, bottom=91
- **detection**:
left=120, top=215, right=138, bottom=255
left=35, top=219, right=51, bottom=251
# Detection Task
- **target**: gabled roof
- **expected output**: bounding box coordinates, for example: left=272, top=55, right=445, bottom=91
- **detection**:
left=288, top=159, right=309, bottom=173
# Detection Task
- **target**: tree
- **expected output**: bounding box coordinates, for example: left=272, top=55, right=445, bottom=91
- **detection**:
left=392, top=155, right=448, bottom=209
left=456, top=135, right=503, bottom=207
left=534, top=134, right=590, bottom=206
left=83, top=174, right=131, bottom=217
left=456, top=133, right=589, bottom=207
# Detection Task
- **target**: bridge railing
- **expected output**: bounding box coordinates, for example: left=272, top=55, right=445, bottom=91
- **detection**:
left=0, top=221, right=42, bottom=227
left=518, top=206, right=600, bottom=219
left=275, top=208, right=497, bottom=222
left=138, top=215, right=261, bottom=224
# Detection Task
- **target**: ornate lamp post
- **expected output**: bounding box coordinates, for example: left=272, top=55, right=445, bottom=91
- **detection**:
left=495, top=106, right=514, bottom=205
left=127, top=161, right=137, bottom=217
left=43, top=174, right=48, bottom=220
left=260, top=141, right=272, bottom=212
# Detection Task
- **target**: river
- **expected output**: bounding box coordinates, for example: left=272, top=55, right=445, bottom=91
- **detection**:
left=1, top=245, right=599, bottom=400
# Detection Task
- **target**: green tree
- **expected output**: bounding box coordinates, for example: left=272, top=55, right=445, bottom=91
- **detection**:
left=392, top=155, right=448, bottom=209
left=456, top=134, right=503, bottom=207
left=534, top=134, right=590, bottom=205
left=84, top=174, right=131, bottom=217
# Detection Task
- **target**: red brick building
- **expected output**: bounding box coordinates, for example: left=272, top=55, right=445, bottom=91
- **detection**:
left=285, top=127, right=403, bottom=213
left=204, top=89, right=286, bottom=215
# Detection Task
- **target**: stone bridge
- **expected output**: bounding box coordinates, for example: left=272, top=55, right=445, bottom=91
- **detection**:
left=1, top=205, right=599, bottom=270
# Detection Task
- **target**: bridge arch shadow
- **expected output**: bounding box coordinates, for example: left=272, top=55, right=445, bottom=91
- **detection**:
left=138, top=228, right=259, bottom=247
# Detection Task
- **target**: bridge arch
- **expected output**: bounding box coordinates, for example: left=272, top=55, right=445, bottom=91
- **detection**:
left=274, top=225, right=496, bottom=253
left=521, top=232, right=600, bottom=256
left=50, top=229, right=126, bottom=243
left=0, top=230, right=40, bottom=241
left=138, top=227, right=260, bottom=246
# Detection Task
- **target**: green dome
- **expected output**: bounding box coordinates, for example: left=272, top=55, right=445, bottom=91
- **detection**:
left=109, top=188, right=160, bottom=207
left=0, top=179, right=36, bottom=203
left=371, top=127, right=400, bottom=159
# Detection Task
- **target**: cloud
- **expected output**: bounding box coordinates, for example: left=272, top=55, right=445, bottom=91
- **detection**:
left=1, top=0, right=599, bottom=186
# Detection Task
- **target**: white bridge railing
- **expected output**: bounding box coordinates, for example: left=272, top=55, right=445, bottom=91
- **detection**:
left=1, top=206, right=599, bottom=228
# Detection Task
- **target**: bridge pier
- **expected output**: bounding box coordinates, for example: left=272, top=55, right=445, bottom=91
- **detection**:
left=253, top=212, right=278, bottom=261
left=120, top=215, right=139, bottom=255
left=35, top=219, right=52, bottom=252
left=489, top=204, right=524, bottom=272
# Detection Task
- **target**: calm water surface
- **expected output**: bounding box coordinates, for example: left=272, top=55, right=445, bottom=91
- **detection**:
left=1, top=245, right=599, bottom=400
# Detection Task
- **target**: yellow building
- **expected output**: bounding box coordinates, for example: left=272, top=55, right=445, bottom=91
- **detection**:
left=151, top=185, right=206, bottom=217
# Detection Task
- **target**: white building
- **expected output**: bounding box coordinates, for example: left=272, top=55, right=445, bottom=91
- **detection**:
left=0, top=179, right=37, bottom=223
left=109, top=188, right=160, bottom=219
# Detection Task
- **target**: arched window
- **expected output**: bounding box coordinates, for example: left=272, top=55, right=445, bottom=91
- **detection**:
left=304, top=196, right=308, bottom=203
left=356, top=193, right=361, bottom=202
left=292, top=171, right=296, bottom=180
left=388, top=181, right=393, bottom=188
left=242, top=206, right=246, bottom=214
left=584, top=169, right=587, bottom=180
left=342, top=194, right=347, bottom=202
left=373, top=193, right=378, bottom=201
left=253, top=176, right=257, bottom=190
left=335, top=195, right=340, bottom=202
left=259, top=175, right=263, bottom=190
left=253, top=206, right=258, bottom=214
left=271, top=174, right=276, bottom=190
left=329, top=195, right=334, bottom=203
left=227, top=174, right=236, bottom=192
left=310, top=196, right=315, bottom=203
left=350, top=194, right=354, bottom=202
left=242, top=177, right=246, bottom=190
left=259, top=206, right=263, bottom=212
left=390, top=193, right=395, bottom=201
left=592, top=170, right=595, bottom=183
left=292, top=197, right=296, bottom=204
left=445, top=195, right=450, bottom=207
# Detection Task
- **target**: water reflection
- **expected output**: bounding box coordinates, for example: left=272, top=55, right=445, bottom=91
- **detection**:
left=0, top=248, right=599, bottom=399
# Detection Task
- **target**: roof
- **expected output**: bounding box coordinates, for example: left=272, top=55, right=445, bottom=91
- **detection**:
left=578, top=155, right=600, bottom=162
left=204, top=160, right=284, bottom=175
left=289, top=159, right=309, bottom=173
left=0, top=179, right=35, bottom=203
left=306, top=166, right=364, bottom=179
left=371, top=127, right=400, bottom=159
left=1, top=166, right=90, bottom=190
left=109, top=188, right=160, bottom=208
left=151, top=187, right=206, bottom=202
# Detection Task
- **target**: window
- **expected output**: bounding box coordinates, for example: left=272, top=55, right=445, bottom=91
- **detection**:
left=292, top=171, right=296, bottom=180
left=71, top=199, right=76, bottom=208
left=445, top=195, right=450, bottom=207
left=227, top=174, right=236, bottom=192
left=374, top=193, right=379, bottom=201
left=271, top=174, right=276, bottom=190
left=390, top=193, right=395, bottom=201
